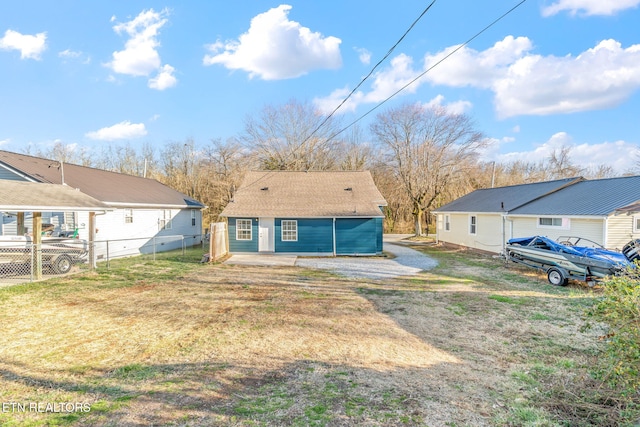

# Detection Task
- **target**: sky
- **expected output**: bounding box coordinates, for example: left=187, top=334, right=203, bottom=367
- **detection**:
left=1, top=0, right=639, bottom=175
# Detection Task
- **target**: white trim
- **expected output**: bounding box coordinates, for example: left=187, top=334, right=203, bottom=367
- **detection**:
left=508, top=214, right=604, bottom=220
left=634, top=215, right=640, bottom=233
left=536, top=216, right=570, bottom=230
left=221, top=215, right=384, bottom=219
left=124, top=208, right=133, bottom=224
left=281, top=219, right=298, bottom=242
left=105, top=202, right=204, bottom=209
left=469, top=214, right=477, bottom=235
left=236, top=219, right=252, bottom=241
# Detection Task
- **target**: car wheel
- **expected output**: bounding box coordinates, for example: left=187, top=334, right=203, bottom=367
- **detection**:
left=53, top=255, right=73, bottom=274
left=547, top=267, right=568, bottom=286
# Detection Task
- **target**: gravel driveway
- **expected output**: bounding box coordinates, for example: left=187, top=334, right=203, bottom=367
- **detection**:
left=295, top=242, right=438, bottom=280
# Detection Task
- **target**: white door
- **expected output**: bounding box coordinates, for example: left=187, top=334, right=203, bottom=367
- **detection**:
left=258, top=218, right=275, bottom=252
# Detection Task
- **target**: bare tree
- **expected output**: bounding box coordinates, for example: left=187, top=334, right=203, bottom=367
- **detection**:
left=243, top=99, right=343, bottom=171
left=371, top=103, right=486, bottom=236
left=159, top=138, right=204, bottom=200
left=546, top=145, right=583, bottom=179
left=200, top=138, right=251, bottom=223
left=26, top=141, right=92, bottom=166
left=95, top=143, right=151, bottom=176
left=339, top=124, right=374, bottom=171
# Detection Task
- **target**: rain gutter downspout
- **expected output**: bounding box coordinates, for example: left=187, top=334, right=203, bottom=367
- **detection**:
left=332, top=217, right=336, bottom=256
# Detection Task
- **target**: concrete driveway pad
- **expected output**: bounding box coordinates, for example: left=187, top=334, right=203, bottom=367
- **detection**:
left=295, top=242, right=437, bottom=279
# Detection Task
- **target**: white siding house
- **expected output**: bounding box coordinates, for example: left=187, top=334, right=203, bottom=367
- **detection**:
left=434, top=176, right=640, bottom=254
left=0, top=150, right=205, bottom=260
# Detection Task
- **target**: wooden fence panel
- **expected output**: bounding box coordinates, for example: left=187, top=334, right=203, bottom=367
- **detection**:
left=209, top=222, right=228, bottom=262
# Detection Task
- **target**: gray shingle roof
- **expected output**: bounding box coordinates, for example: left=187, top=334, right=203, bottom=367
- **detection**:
left=509, top=175, right=640, bottom=216
left=220, top=171, right=387, bottom=218
left=0, top=150, right=204, bottom=208
left=434, top=177, right=581, bottom=213
left=0, top=181, right=110, bottom=212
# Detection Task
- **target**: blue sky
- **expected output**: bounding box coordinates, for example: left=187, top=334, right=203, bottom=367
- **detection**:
left=1, top=0, right=639, bottom=174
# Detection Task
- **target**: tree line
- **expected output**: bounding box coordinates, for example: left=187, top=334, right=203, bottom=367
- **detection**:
left=25, top=99, right=637, bottom=235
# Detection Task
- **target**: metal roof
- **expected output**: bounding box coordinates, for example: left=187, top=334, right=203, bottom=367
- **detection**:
left=509, top=175, right=640, bottom=216
left=220, top=170, right=387, bottom=218
left=0, top=181, right=111, bottom=212
left=0, top=150, right=204, bottom=208
left=433, top=177, right=581, bottom=213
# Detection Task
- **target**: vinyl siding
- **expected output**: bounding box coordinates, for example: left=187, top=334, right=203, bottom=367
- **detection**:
left=0, top=168, right=29, bottom=181
left=88, top=208, right=202, bottom=260
left=335, top=218, right=377, bottom=255
left=228, top=218, right=258, bottom=252
left=275, top=218, right=333, bottom=253
left=437, top=213, right=504, bottom=253
left=607, top=214, right=639, bottom=250
left=0, top=212, right=64, bottom=236
left=510, top=216, right=604, bottom=246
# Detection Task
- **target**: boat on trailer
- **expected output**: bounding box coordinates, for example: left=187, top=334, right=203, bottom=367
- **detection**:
left=505, top=235, right=638, bottom=286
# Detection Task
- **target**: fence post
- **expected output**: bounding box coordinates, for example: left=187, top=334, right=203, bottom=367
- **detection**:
left=210, top=223, right=216, bottom=263
left=106, top=240, right=110, bottom=270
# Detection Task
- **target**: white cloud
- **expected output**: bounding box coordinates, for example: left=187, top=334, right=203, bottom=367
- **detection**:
left=492, top=39, right=640, bottom=118
left=0, top=138, right=10, bottom=147
left=85, top=121, right=147, bottom=141
left=148, top=64, right=177, bottom=90
left=107, top=8, right=176, bottom=90
left=542, top=0, right=640, bottom=17
left=355, top=47, right=371, bottom=65
left=0, top=29, right=47, bottom=60
left=314, top=53, right=417, bottom=114
left=59, top=48, right=91, bottom=64
left=423, top=95, right=472, bottom=115
left=316, top=36, right=640, bottom=119
left=485, top=132, right=638, bottom=174
left=203, top=4, right=342, bottom=80
left=58, top=49, right=81, bottom=59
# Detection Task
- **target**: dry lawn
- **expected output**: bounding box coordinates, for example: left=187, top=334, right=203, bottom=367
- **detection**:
left=0, top=245, right=629, bottom=426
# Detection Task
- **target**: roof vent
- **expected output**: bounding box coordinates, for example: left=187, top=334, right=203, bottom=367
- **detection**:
left=260, top=187, right=269, bottom=191
left=344, top=187, right=352, bottom=191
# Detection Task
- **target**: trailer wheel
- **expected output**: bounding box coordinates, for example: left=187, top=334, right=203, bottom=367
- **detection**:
left=547, top=268, right=568, bottom=286
left=53, top=255, right=73, bottom=274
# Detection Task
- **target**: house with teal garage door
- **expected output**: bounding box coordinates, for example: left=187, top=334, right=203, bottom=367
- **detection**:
left=220, top=171, right=387, bottom=256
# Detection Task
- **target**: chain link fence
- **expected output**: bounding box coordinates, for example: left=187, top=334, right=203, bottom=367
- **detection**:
left=0, top=234, right=208, bottom=286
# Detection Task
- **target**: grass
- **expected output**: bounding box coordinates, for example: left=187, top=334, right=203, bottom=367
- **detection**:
left=0, top=245, right=636, bottom=426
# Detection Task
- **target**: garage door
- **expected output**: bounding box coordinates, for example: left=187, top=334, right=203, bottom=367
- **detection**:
left=335, top=218, right=376, bottom=255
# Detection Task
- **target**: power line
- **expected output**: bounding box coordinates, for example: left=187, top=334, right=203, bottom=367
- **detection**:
left=303, top=0, right=438, bottom=144
left=326, top=0, right=529, bottom=143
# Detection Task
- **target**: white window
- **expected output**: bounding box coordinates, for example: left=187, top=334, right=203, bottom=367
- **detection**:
left=159, top=210, right=172, bottom=230
left=469, top=215, right=477, bottom=235
left=634, top=216, right=640, bottom=233
left=236, top=219, right=252, bottom=240
left=539, top=217, right=562, bottom=227
left=444, top=214, right=451, bottom=232
left=124, top=209, right=133, bottom=224
left=281, top=220, right=298, bottom=241
left=191, top=210, right=197, bottom=227
left=538, top=217, right=569, bottom=229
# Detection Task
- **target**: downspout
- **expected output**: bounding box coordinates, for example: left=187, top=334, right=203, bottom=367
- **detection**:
left=332, top=217, right=336, bottom=256
left=603, top=216, right=608, bottom=248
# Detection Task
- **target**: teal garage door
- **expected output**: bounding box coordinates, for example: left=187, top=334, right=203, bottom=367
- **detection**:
left=335, top=218, right=376, bottom=255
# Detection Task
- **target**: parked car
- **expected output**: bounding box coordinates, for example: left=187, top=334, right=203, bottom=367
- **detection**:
left=0, top=235, right=88, bottom=274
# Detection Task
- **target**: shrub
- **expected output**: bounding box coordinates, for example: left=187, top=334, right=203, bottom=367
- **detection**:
left=587, top=266, right=640, bottom=399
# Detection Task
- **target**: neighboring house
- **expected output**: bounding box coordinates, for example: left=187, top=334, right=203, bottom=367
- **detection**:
left=433, top=175, right=640, bottom=253
left=0, top=150, right=205, bottom=259
left=220, top=171, right=387, bottom=256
